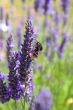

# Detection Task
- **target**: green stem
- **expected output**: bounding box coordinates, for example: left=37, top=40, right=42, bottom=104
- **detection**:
left=21, top=97, right=25, bottom=110
left=15, top=100, right=18, bottom=110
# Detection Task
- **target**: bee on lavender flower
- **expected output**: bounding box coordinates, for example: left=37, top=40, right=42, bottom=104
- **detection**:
left=30, top=41, right=43, bottom=59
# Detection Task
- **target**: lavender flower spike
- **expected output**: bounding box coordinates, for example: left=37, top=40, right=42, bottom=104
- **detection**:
left=29, top=88, right=52, bottom=110
left=7, top=36, right=23, bottom=100
left=19, top=20, right=35, bottom=103
left=43, top=0, right=51, bottom=15
left=35, top=88, right=52, bottom=110
left=8, top=52, right=23, bottom=100
left=60, top=0, right=70, bottom=14
left=6, top=34, right=13, bottom=67
left=58, top=32, right=67, bottom=58
left=0, top=72, right=10, bottom=103
left=19, top=20, right=34, bottom=81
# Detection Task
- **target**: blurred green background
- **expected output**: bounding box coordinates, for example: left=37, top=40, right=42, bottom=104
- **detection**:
left=0, top=0, right=73, bottom=110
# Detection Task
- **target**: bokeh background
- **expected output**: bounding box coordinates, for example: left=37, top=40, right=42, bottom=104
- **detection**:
left=0, top=0, right=73, bottom=110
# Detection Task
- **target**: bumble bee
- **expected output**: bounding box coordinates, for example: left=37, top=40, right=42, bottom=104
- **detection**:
left=30, top=41, right=43, bottom=59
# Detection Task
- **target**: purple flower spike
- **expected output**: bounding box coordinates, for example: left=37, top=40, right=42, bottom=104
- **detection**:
left=7, top=36, right=24, bottom=100
left=35, top=88, right=52, bottom=110
left=53, top=8, right=60, bottom=26
left=43, top=0, right=51, bottom=15
left=7, top=52, right=24, bottom=100
left=19, top=20, right=35, bottom=103
left=60, top=0, right=70, bottom=14
left=5, top=13, right=9, bottom=26
left=58, top=32, right=67, bottom=58
left=6, top=34, right=14, bottom=70
left=8, top=73, right=23, bottom=100
left=34, top=0, right=45, bottom=12
left=0, top=73, right=10, bottom=103
left=19, top=20, right=34, bottom=82
left=29, top=88, right=52, bottom=110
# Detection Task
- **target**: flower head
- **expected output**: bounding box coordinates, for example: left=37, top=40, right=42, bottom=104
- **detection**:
left=0, top=73, right=10, bottom=103
left=6, top=34, right=14, bottom=68
left=19, top=20, right=34, bottom=82
left=19, top=20, right=35, bottom=103
left=7, top=52, right=24, bottom=100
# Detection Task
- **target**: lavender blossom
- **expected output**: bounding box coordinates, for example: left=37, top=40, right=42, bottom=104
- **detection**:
left=0, top=37, right=3, bottom=49
left=58, top=32, right=67, bottom=58
left=35, top=88, right=52, bottom=110
left=53, top=8, right=60, bottom=26
left=19, top=20, right=35, bottom=103
left=16, top=23, right=22, bottom=49
left=34, top=0, right=52, bottom=15
left=34, top=0, right=41, bottom=12
left=60, top=0, right=70, bottom=25
left=34, top=0, right=45, bottom=13
left=60, top=0, right=70, bottom=14
left=19, top=20, right=34, bottom=81
left=0, top=73, right=10, bottom=103
left=7, top=52, right=23, bottom=100
left=6, top=34, right=14, bottom=68
left=45, top=27, right=59, bottom=61
left=8, top=73, right=23, bottom=100
left=7, top=36, right=23, bottom=100
left=43, top=0, right=51, bottom=15
left=5, top=13, right=9, bottom=26
left=29, top=88, right=52, bottom=110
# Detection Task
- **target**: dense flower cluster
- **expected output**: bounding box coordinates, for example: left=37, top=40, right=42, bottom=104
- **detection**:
left=19, top=20, right=35, bottom=103
left=0, top=20, right=38, bottom=103
left=0, top=73, right=9, bottom=103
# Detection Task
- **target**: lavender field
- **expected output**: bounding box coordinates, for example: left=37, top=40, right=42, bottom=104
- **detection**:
left=0, top=0, right=73, bottom=110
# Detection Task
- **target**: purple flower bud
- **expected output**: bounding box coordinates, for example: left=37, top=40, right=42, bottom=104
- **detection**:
left=58, top=32, right=67, bottom=58
left=5, top=13, right=9, bottom=26
left=53, top=8, right=60, bottom=25
left=0, top=38, right=3, bottom=49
